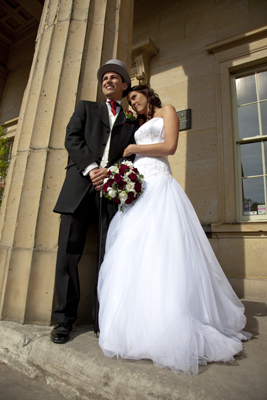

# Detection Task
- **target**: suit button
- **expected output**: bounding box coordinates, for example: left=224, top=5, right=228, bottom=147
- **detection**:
left=103, top=143, right=106, bottom=146
left=107, top=130, right=110, bottom=133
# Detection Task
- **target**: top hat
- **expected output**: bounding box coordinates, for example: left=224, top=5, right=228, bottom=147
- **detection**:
left=97, top=59, right=131, bottom=97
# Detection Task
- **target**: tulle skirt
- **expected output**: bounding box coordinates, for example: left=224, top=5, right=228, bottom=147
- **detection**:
left=97, top=174, right=251, bottom=375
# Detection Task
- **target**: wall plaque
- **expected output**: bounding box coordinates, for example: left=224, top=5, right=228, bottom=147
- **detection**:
left=177, top=109, right=191, bottom=131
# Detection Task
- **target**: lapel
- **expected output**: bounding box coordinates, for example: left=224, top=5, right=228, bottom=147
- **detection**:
left=113, top=108, right=126, bottom=127
left=94, top=102, right=126, bottom=129
left=108, top=108, right=136, bottom=166
left=94, top=102, right=110, bottom=128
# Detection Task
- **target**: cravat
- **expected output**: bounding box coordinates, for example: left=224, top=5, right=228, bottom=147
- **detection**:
left=109, top=100, right=119, bottom=116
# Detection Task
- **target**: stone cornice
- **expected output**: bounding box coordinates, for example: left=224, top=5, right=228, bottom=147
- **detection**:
left=206, top=26, right=267, bottom=54
left=131, top=38, right=158, bottom=59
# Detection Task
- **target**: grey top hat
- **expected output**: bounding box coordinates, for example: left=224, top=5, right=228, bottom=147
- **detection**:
left=97, top=59, right=131, bottom=97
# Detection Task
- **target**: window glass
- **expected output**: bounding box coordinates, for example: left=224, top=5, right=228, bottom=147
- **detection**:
left=237, top=103, right=259, bottom=139
left=233, top=68, right=267, bottom=220
left=240, top=142, right=263, bottom=177
left=264, top=140, right=267, bottom=172
left=242, top=177, right=265, bottom=214
left=260, top=102, right=267, bottom=136
left=258, top=70, right=267, bottom=101
left=236, top=75, right=257, bottom=106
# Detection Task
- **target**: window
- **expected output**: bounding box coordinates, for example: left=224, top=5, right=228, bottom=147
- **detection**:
left=232, top=67, right=267, bottom=221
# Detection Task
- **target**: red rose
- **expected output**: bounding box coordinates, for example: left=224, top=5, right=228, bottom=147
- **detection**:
left=118, top=181, right=126, bottom=190
left=107, top=170, right=112, bottom=176
left=107, top=179, right=114, bottom=187
left=125, top=191, right=136, bottom=204
left=135, top=182, right=142, bottom=192
left=128, top=191, right=135, bottom=198
left=128, top=172, right=137, bottom=182
left=132, top=167, right=139, bottom=173
left=119, top=164, right=129, bottom=174
left=103, top=183, right=108, bottom=193
left=113, top=197, right=121, bottom=204
left=114, top=174, right=123, bottom=183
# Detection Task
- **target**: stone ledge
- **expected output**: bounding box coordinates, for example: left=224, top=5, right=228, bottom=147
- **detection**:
left=210, top=222, right=267, bottom=233
left=0, top=306, right=266, bottom=400
left=0, top=322, right=50, bottom=378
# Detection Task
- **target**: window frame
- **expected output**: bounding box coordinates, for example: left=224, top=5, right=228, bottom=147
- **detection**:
left=206, top=28, right=267, bottom=227
left=231, top=66, right=267, bottom=222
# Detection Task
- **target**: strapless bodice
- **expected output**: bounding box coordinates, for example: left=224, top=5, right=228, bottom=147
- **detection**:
left=134, top=118, right=172, bottom=179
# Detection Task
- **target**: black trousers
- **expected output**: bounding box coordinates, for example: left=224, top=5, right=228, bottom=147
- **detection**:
left=52, top=189, right=117, bottom=325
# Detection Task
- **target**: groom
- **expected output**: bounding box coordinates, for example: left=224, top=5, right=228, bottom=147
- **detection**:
left=51, top=59, right=137, bottom=344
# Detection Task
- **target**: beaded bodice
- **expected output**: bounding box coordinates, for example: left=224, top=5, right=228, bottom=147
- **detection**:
left=134, top=118, right=172, bottom=179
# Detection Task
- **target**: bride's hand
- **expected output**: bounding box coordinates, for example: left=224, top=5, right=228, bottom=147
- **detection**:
left=123, top=145, right=135, bottom=157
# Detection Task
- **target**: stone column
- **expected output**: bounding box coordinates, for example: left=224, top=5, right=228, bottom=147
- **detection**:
left=0, top=0, right=134, bottom=325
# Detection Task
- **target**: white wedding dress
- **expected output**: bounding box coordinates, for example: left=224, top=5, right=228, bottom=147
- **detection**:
left=98, top=117, right=251, bottom=375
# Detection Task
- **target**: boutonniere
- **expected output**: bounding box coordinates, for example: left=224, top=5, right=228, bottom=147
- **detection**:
left=124, top=110, right=137, bottom=122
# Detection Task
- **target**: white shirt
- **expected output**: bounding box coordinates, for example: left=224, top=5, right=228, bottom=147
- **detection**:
left=82, top=99, right=121, bottom=176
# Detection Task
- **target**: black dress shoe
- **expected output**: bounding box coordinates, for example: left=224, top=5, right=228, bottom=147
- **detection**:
left=50, top=323, right=72, bottom=344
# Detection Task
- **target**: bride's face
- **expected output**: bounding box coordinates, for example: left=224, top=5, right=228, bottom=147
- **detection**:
left=128, top=91, right=148, bottom=115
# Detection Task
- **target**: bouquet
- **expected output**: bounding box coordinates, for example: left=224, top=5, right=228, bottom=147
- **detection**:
left=102, top=161, right=144, bottom=211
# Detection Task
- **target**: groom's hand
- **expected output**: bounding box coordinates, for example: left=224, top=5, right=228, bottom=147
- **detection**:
left=89, top=168, right=108, bottom=191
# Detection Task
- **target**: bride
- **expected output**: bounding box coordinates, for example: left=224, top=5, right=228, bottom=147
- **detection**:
left=97, top=85, right=251, bottom=375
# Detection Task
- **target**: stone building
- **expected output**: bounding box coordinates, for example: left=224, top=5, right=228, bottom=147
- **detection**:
left=0, top=0, right=266, bottom=325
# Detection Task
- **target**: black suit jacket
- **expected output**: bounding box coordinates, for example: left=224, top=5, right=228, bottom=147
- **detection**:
left=54, top=100, right=137, bottom=214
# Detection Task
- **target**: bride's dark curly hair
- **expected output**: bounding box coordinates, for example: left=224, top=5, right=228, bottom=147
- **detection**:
left=128, top=85, right=162, bottom=125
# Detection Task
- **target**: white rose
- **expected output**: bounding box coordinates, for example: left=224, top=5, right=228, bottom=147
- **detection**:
left=109, top=165, right=119, bottom=173
left=108, top=188, right=117, bottom=198
left=126, top=181, right=135, bottom=192
left=123, top=161, right=134, bottom=168
left=119, top=191, right=128, bottom=204
left=103, top=177, right=109, bottom=184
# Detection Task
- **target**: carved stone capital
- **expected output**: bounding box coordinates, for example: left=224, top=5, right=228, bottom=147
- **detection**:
left=131, top=38, right=158, bottom=85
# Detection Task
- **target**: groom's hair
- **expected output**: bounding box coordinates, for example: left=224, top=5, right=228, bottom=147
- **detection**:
left=101, top=72, right=125, bottom=83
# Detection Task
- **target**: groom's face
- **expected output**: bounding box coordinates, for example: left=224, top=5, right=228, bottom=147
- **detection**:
left=102, top=71, right=128, bottom=101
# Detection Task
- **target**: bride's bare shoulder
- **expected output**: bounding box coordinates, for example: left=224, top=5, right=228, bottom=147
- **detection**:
left=155, top=105, right=177, bottom=118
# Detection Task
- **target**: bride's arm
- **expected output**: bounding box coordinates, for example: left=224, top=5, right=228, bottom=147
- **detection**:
left=123, top=105, right=179, bottom=157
